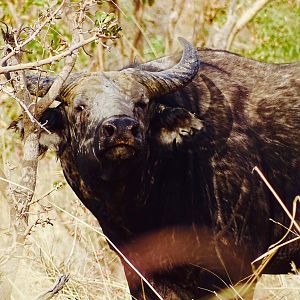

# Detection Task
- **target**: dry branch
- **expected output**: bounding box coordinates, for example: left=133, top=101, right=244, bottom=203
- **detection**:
left=130, top=0, right=145, bottom=61
left=166, top=0, right=186, bottom=52
left=35, top=274, right=70, bottom=300
left=0, top=2, right=122, bottom=299
left=3, top=38, right=37, bottom=228
left=192, top=0, right=205, bottom=47
left=0, top=1, right=65, bottom=67
left=0, top=86, right=51, bottom=133
left=36, top=52, right=77, bottom=119
left=206, top=0, right=273, bottom=49
left=226, top=0, right=272, bottom=49
left=0, top=35, right=110, bottom=74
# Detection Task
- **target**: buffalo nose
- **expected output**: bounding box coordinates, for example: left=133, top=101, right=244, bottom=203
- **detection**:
left=102, top=123, right=117, bottom=138
left=100, top=116, right=141, bottom=140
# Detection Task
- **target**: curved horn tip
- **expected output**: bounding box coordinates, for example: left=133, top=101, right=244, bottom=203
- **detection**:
left=177, top=37, right=195, bottom=52
left=177, top=37, right=200, bottom=63
left=130, top=37, right=200, bottom=98
left=177, top=37, right=190, bottom=47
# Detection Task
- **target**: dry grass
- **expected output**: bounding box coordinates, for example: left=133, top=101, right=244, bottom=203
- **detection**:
left=0, top=148, right=130, bottom=299
left=1, top=114, right=300, bottom=300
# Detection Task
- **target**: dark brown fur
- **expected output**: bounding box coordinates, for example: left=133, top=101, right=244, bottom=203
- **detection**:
left=12, top=47, right=300, bottom=299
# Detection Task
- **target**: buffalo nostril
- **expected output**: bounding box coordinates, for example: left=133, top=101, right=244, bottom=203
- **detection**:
left=131, top=124, right=140, bottom=138
left=102, top=124, right=116, bottom=138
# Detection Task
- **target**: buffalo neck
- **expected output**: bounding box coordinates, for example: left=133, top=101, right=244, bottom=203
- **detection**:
left=60, top=146, right=154, bottom=243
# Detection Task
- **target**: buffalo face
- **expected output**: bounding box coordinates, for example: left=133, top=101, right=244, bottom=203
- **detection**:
left=59, top=73, right=151, bottom=166
left=19, top=38, right=200, bottom=180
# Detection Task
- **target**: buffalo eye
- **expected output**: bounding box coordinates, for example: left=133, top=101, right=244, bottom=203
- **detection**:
left=74, top=105, right=85, bottom=112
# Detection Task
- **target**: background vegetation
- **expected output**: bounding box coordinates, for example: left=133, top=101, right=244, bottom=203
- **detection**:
left=0, top=0, right=299, bottom=299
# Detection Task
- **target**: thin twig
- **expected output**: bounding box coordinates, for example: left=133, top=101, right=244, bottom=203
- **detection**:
left=226, top=0, right=272, bottom=49
left=253, top=166, right=300, bottom=234
left=27, top=183, right=64, bottom=207
left=1, top=86, right=51, bottom=134
left=0, top=1, right=65, bottom=66
left=0, top=34, right=116, bottom=74
left=236, top=167, right=300, bottom=296
left=0, top=176, right=33, bottom=192
left=35, top=274, right=69, bottom=300
left=252, top=235, right=300, bottom=264
left=46, top=198, right=164, bottom=300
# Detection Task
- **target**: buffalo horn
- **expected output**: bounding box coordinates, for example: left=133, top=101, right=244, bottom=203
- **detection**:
left=25, top=72, right=86, bottom=98
left=24, top=38, right=199, bottom=99
left=25, top=73, right=56, bottom=97
left=130, top=37, right=200, bottom=98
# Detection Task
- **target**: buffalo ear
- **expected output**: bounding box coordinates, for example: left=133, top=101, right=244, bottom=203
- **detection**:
left=39, top=106, right=65, bottom=133
left=151, top=105, right=204, bottom=151
left=8, top=106, right=66, bottom=156
left=39, top=106, right=66, bottom=154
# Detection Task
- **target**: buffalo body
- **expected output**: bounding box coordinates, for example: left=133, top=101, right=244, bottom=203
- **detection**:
left=13, top=40, right=300, bottom=299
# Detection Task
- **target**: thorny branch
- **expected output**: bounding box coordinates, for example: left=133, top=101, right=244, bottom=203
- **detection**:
left=24, top=217, right=54, bottom=237
left=0, top=0, right=121, bottom=227
left=3, top=37, right=36, bottom=228
left=0, top=86, right=51, bottom=134
left=0, top=1, right=120, bottom=298
left=0, top=35, right=115, bottom=74
left=0, top=0, right=65, bottom=67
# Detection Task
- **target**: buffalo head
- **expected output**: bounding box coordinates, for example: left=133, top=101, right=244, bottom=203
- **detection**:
left=17, top=38, right=202, bottom=180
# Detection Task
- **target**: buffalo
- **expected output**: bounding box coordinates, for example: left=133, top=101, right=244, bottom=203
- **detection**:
left=11, top=38, right=300, bottom=299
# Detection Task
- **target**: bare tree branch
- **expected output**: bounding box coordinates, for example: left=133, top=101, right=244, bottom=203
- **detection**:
left=0, top=35, right=112, bottom=74
left=192, top=0, right=205, bottom=47
left=1, top=86, right=51, bottom=133
left=3, top=39, right=37, bottom=227
left=1, top=0, right=121, bottom=226
left=0, top=1, right=65, bottom=66
left=166, top=0, right=186, bottom=52
left=0, top=3, right=114, bottom=299
left=206, top=0, right=272, bottom=50
left=130, top=0, right=145, bottom=61
left=206, top=0, right=237, bottom=49
left=226, top=0, right=272, bottom=49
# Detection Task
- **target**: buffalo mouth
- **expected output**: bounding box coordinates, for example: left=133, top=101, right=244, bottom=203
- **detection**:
left=100, top=143, right=138, bottom=160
